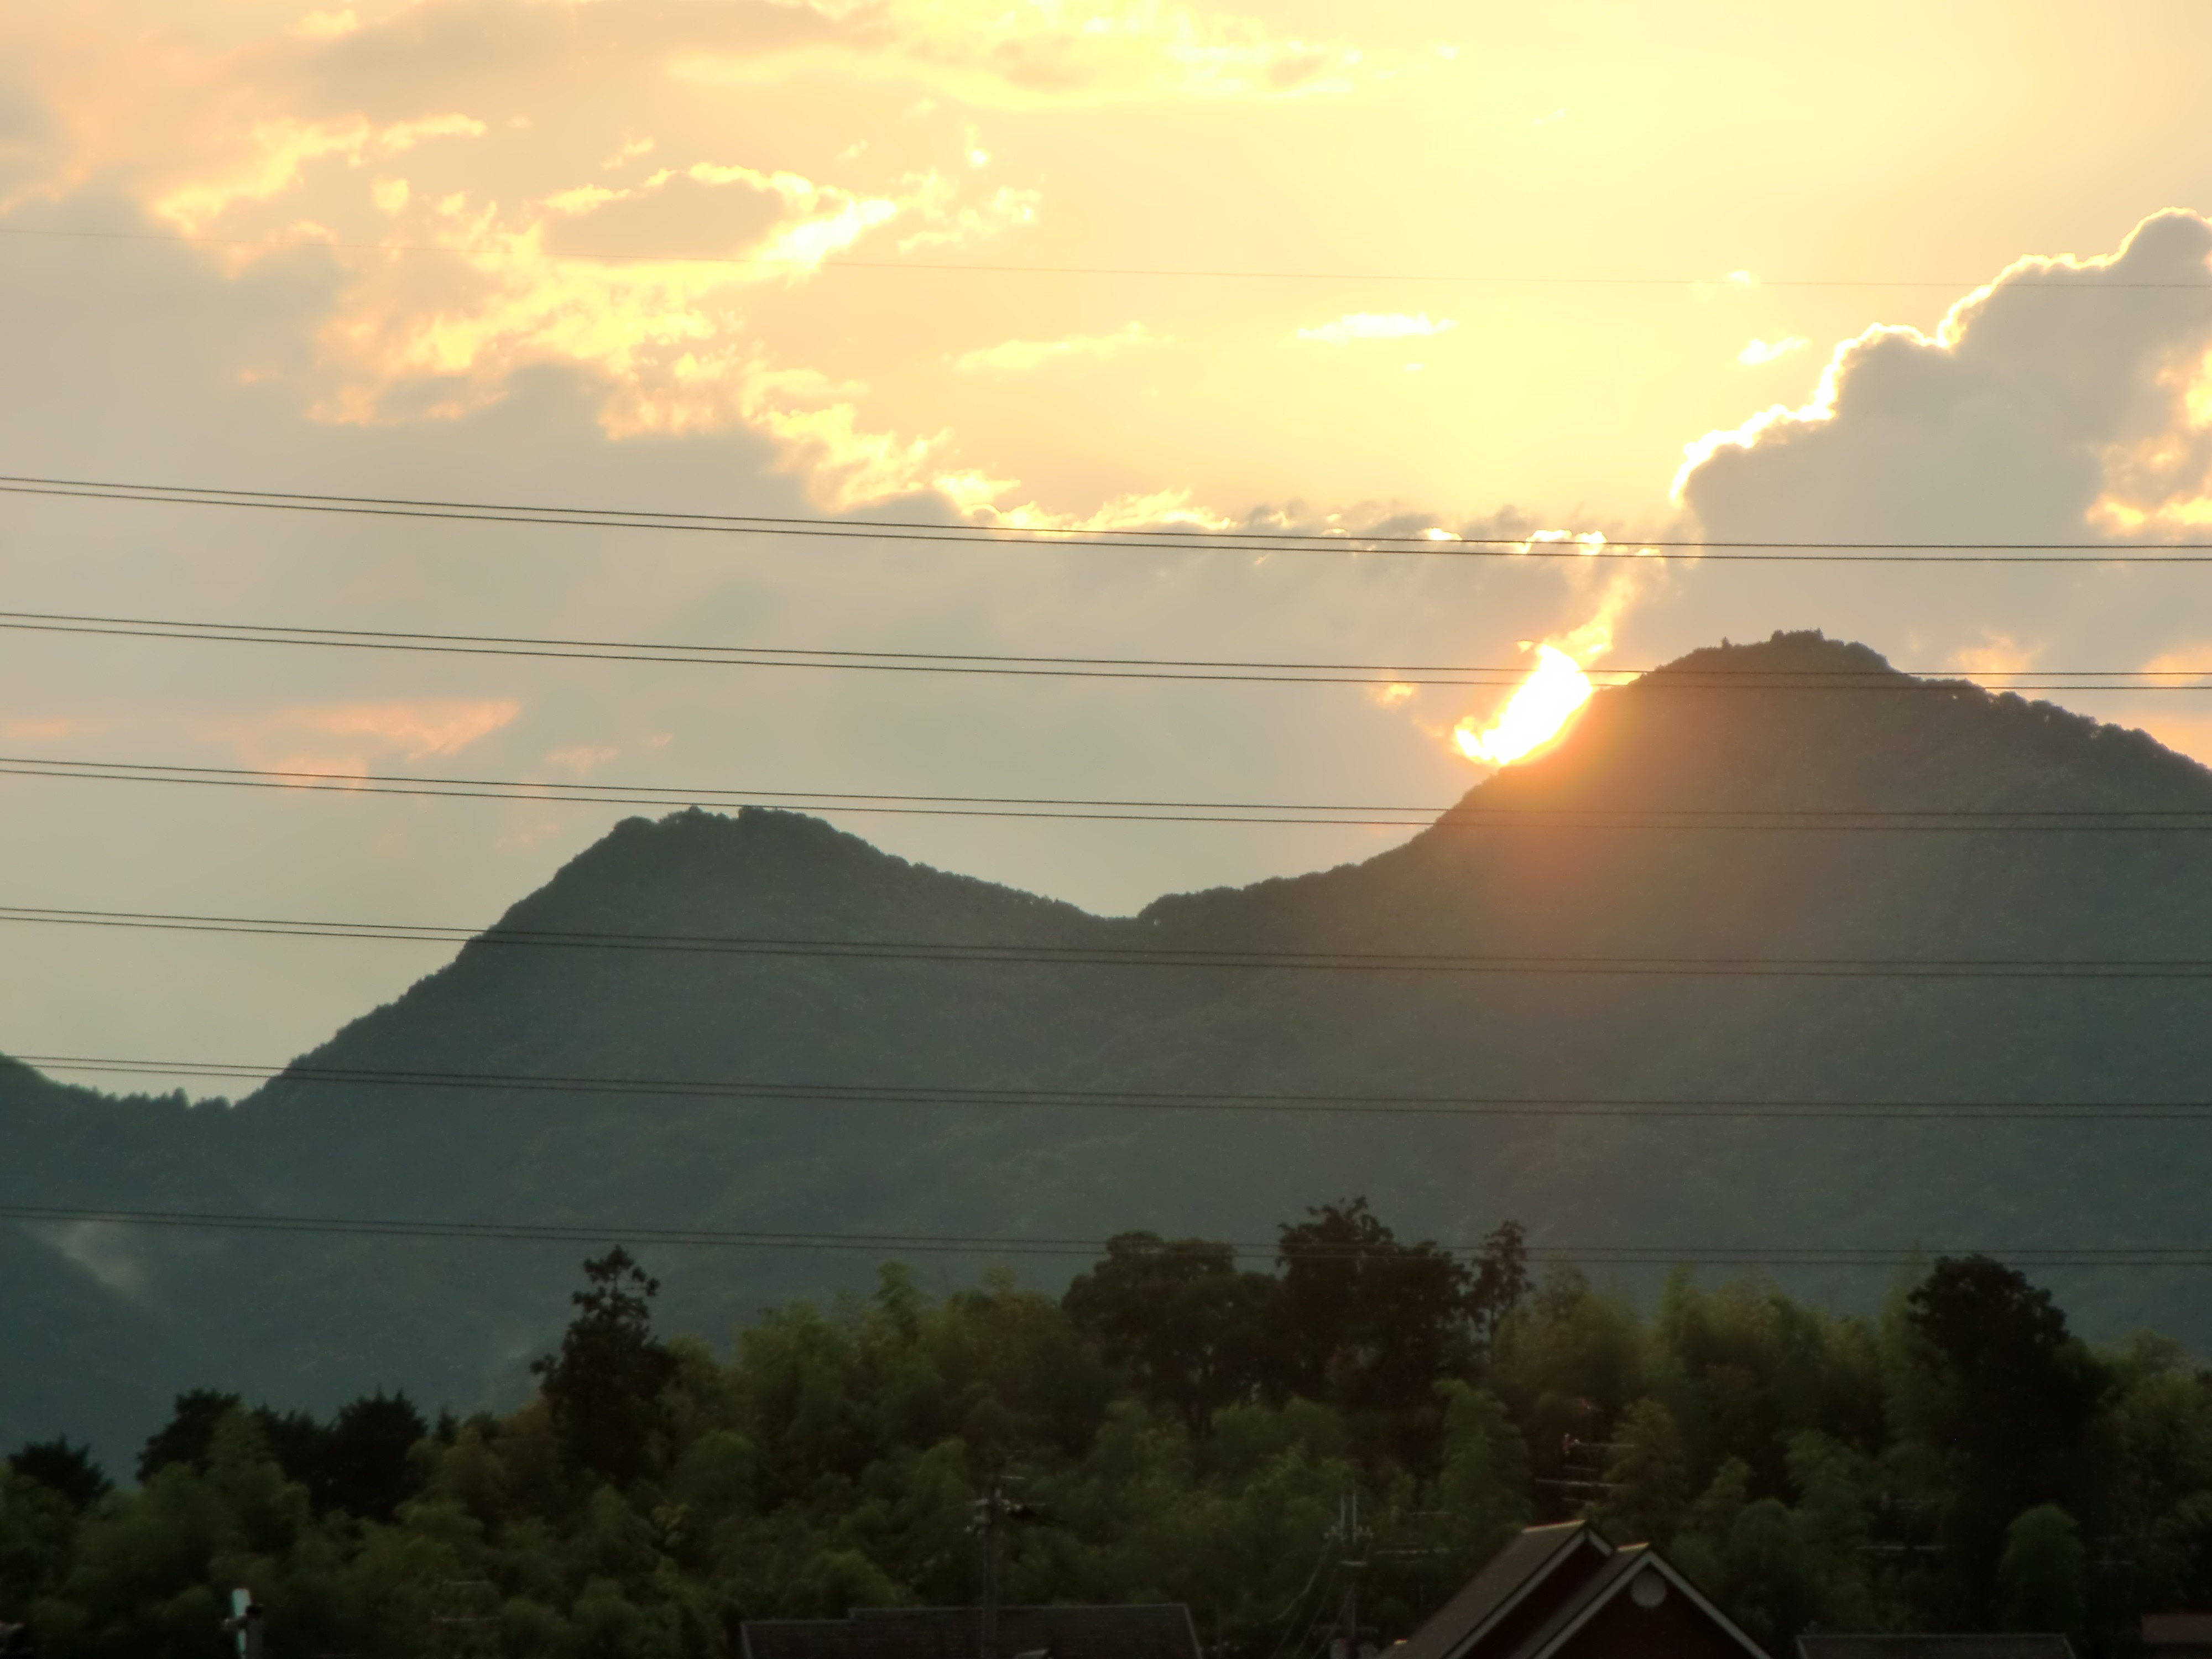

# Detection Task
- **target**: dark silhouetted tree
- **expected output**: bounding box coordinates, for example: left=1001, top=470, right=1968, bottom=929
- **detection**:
left=531, top=1248, right=677, bottom=1486
left=135, top=1388, right=243, bottom=1484
left=317, top=1391, right=427, bottom=1521
left=1470, top=1220, right=1531, bottom=1348
left=1063, top=1232, right=1279, bottom=1435
left=7, top=1438, right=109, bottom=1509
left=1274, top=1198, right=1473, bottom=1463
left=1906, top=1256, right=2108, bottom=1616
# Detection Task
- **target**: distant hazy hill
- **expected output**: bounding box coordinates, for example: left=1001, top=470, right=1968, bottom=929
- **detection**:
left=12, top=630, right=2212, bottom=1464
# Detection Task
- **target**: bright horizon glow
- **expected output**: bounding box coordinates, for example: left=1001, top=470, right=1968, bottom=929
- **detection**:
left=1452, top=644, right=1594, bottom=766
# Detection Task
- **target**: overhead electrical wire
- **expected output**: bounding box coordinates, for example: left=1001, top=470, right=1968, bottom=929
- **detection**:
left=12, top=472, right=2212, bottom=561
left=2, top=603, right=2209, bottom=691
left=8, top=900, right=2212, bottom=977
left=0, top=1199, right=2200, bottom=1269
left=4, top=224, right=2205, bottom=291
left=23, top=1050, right=2212, bottom=1121
left=13, top=752, right=2212, bottom=832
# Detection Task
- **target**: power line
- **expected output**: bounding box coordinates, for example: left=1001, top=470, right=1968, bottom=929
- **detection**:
left=3, top=225, right=2202, bottom=291
left=11, top=472, right=2212, bottom=561
left=13, top=752, right=2212, bottom=832
left=0, top=755, right=1448, bottom=825
left=0, top=1199, right=2200, bottom=1268
left=3, top=603, right=2209, bottom=691
left=24, top=1050, right=2212, bottom=1120
left=9, top=900, right=2212, bottom=977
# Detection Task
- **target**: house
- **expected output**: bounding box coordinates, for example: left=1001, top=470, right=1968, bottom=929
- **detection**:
left=740, top=1604, right=1203, bottom=1659
left=1391, top=1520, right=1771, bottom=1659
left=2145, top=1615, right=2212, bottom=1659
left=1797, top=1641, right=2074, bottom=1659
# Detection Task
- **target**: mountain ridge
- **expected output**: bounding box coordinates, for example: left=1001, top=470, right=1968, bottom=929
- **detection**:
left=10, top=629, right=2212, bottom=1462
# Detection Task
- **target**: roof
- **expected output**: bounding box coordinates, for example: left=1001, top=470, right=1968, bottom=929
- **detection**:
left=2145, top=1617, right=2212, bottom=1648
left=1390, top=1524, right=1609, bottom=1659
left=1506, top=1544, right=1768, bottom=1659
left=1395, top=1524, right=1770, bottom=1659
left=1798, top=1640, right=2075, bottom=1659
left=740, top=1605, right=1202, bottom=1659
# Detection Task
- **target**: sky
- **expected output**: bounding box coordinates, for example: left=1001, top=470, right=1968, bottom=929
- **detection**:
left=8, top=0, right=2212, bottom=1082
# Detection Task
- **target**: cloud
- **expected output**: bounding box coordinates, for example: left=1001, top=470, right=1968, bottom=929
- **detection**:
left=1677, top=210, right=2212, bottom=545
left=1950, top=633, right=2039, bottom=677
left=953, top=322, right=1155, bottom=374
left=211, top=698, right=522, bottom=775
left=1736, top=336, right=1806, bottom=367
left=545, top=744, right=621, bottom=776
left=289, top=11, right=360, bottom=42
left=2143, top=643, right=2212, bottom=681
left=1296, top=312, right=1457, bottom=345
left=155, top=113, right=487, bottom=237
left=674, top=0, right=1371, bottom=103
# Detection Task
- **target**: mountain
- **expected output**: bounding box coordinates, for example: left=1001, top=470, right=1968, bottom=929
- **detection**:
left=11, top=629, right=2212, bottom=1465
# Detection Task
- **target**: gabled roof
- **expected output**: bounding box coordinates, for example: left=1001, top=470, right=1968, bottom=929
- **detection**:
left=741, top=1604, right=1202, bottom=1659
left=1507, top=1545, right=1768, bottom=1659
left=1391, top=1523, right=1611, bottom=1659
left=1798, top=1640, right=2075, bottom=1659
left=1396, top=1524, right=1771, bottom=1659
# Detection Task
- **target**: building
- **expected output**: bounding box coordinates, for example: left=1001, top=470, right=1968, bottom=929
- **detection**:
left=1391, top=1520, right=1771, bottom=1659
left=2145, top=1615, right=2212, bottom=1659
left=1798, top=1640, right=2074, bottom=1659
left=740, top=1604, right=1203, bottom=1659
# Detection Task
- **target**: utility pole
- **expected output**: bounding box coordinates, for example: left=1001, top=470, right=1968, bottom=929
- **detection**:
left=1322, top=1491, right=1370, bottom=1659
left=220, top=1589, right=264, bottom=1659
left=1312, top=1491, right=1448, bottom=1659
left=973, top=1479, right=1039, bottom=1659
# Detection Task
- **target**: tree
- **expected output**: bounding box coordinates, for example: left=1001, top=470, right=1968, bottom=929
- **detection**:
left=1274, top=1199, right=1474, bottom=1463
left=137, top=1388, right=244, bottom=1484
left=316, top=1391, right=429, bottom=1521
left=7, top=1439, right=109, bottom=1509
left=532, top=1248, right=679, bottom=1486
left=1902, top=1257, right=2108, bottom=1619
left=1062, top=1233, right=1278, bottom=1436
left=1469, top=1222, right=1531, bottom=1349
left=1593, top=1399, right=1689, bottom=1547
left=1996, top=1505, right=2087, bottom=1636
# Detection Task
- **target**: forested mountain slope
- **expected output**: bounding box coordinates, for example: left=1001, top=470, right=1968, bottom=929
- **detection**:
left=11, top=629, right=2212, bottom=1462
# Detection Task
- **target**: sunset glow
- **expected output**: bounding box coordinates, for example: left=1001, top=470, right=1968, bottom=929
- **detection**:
left=1452, top=645, right=1594, bottom=766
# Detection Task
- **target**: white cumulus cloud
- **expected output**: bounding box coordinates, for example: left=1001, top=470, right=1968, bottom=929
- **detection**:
left=1677, top=209, right=2212, bottom=546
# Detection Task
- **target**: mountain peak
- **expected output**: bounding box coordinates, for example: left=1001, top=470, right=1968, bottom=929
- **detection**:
left=1647, top=628, right=1901, bottom=680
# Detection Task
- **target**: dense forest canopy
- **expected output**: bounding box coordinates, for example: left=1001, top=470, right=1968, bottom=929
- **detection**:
left=8, top=1202, right=2212, bottom=1659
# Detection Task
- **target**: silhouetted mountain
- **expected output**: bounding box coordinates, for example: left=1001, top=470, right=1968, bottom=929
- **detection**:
left=12, top=630, right=2212, bottom=1463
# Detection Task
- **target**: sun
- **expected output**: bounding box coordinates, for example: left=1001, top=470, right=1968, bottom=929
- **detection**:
left=1452, top=645, right=1593, bottom=766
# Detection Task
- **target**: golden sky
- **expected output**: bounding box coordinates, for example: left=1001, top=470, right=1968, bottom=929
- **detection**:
left=8, top=0, right=2212, bottom=1071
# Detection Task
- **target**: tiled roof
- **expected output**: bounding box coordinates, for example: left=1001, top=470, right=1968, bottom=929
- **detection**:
left=1798, top=1639, right=2075, bottom=1659
left=2145, top=1616, right=2212, bottom=1647
left=742, top=1605, right=1202, bottom=1659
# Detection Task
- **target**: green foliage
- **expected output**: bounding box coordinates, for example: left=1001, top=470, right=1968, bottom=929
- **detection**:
left=1996, top=1505, right=2086, bottom=1637
left=17, top=1227, right=2212, bottom=1659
